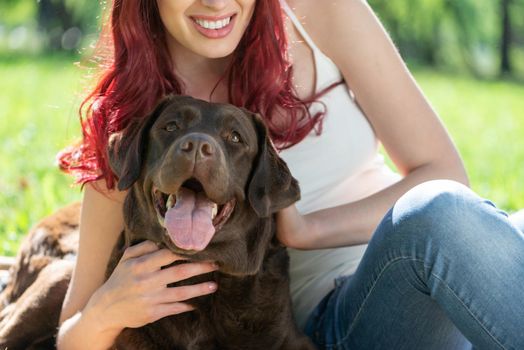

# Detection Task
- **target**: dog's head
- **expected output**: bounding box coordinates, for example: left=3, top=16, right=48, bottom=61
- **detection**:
left=108, top=95, right=300, bottom=273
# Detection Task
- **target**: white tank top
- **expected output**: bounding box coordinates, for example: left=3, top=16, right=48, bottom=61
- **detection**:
left=279, top=0, right=401, bottom=329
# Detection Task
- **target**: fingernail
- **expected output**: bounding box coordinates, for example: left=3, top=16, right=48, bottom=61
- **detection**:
left=211, top=262, right=219, bottom=269
left=208, top=282, right=217, bottom=291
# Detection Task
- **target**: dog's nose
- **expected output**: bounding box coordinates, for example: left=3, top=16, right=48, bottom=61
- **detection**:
left=179, top=133, right=215, bottom=159
left=200, top=142, right=214, bottom=157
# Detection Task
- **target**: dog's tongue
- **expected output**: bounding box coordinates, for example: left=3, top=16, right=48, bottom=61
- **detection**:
left=164, top=187, right=216, bottom=251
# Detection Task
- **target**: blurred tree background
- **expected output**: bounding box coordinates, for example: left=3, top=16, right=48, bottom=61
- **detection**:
left=0, top=0, right=101, bottom=53
left=0, top=0, right=523, bottom=255
left=370, top=0, right=524, bottom=78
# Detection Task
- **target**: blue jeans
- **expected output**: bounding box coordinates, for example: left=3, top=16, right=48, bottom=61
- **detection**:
left=304, top=180, right=524, bottom=350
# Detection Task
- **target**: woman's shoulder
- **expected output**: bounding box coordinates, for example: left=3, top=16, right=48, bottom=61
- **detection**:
left=284, top=0, right=368, bottom=59
left=285, top=0, right=399, bottom=89
left=285, top=0, right=366, bottom=18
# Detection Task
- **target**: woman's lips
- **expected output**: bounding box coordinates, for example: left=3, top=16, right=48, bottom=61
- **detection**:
left=191, top=14, right=237, bottom=39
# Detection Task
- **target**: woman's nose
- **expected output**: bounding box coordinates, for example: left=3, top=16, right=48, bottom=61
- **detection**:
left=201, top=0, right=228, bottom=11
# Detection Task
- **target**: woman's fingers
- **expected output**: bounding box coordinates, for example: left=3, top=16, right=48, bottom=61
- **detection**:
left=132, top=248, right=183, bottom=272
left=98, top=240, right=220, bottom=329
left=150, top=302, right=195, bottom=322
left=121, top=240, right=159, bottom=260
left=156, top=282, right=218, bottom=304
left=120, top=241, right=188, bottom=273
left=151, top=261, right=218, bottom=286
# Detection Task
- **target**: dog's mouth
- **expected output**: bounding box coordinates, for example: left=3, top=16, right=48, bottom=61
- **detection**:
left=152, top=178, right=236, bottom=252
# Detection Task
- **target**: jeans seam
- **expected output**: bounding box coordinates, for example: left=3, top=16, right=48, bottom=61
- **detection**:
left=333, top=256, right=414, bottom=346
left=428, top=272, right=507, bottom=350
left=330, top=256, right=508, bottom=350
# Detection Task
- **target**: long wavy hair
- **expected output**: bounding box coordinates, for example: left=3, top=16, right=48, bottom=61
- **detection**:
left=58, top=0, right=334, bottom=189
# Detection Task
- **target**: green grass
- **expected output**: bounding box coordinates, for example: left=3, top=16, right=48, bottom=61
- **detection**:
left=0, top=55, right=523, bottom=256
left=0, top=54, right=84, bottom=255
left=413, top=69, right=524, bottom=211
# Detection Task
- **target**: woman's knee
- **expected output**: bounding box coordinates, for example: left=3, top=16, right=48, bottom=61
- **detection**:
left=389, top=179, right=506, bottom=248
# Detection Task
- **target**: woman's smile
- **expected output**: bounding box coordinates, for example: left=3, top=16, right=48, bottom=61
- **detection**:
left=190, top=13, right=237, bottom=39
left=157, top=0, right=256, bottom=59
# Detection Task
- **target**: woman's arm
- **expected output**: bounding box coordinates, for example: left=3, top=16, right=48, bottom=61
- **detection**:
left=277, top=0, right=468, bottom=249
left=57, top=180, right=128, bottom=349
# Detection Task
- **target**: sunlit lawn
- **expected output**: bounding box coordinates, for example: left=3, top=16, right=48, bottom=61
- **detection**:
left=0, top=55, right=84, bottom=255
left=413, top=69, right=524, bottom=211
left=0, top=55, right=523, bottom=256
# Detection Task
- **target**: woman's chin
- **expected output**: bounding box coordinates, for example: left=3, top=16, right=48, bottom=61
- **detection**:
left=190, top=42, right=238, bottom=59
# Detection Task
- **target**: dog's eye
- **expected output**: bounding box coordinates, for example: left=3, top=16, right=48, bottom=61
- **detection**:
left=164, top=122, right=178, bottom=132
left=229, top=131, right=242, bottom=143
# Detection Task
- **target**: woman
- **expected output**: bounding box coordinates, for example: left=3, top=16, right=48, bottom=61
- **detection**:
left=56, top=0, right=524, bottom=349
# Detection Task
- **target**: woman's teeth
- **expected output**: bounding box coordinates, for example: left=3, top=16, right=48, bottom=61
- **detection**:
left=194, top=17, right=231, bottom=30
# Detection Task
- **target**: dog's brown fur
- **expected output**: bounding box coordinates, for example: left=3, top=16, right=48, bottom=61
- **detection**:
left=0, top=203, right=79, bottom=349
left=0, top=96, right=316, bottom=350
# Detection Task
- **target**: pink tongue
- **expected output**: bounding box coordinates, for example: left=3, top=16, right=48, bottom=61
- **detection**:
left=164, top=187, right=216, bottom=251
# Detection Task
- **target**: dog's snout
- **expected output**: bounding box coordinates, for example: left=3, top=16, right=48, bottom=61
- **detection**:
left=178, top=133, right=215, bottom=160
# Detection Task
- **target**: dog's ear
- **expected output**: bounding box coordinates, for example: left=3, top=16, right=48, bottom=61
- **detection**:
left=247, top=113, right=300, bottom=218
left=107, top=96, right=173, bottom=191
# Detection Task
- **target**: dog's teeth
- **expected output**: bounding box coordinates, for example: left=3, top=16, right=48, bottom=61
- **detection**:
left=211, top=203, right=218, bottom=219
left=157, top=212, right=166, bottom=227
left=166, top=194, right=175, bottom=209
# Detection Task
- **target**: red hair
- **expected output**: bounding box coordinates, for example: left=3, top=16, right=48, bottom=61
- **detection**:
left=58, top=0, right=334, bottom=189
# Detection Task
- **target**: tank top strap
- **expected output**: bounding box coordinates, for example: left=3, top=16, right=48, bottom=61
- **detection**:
left=280, top=0, right=343, bottom=90
left=279, top=0, right=323, bottom=55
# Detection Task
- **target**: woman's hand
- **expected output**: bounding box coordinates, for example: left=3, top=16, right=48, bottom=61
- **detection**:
left=275, top=204, right=318, bottom=249
left=83, top=240, right=218, bottom=333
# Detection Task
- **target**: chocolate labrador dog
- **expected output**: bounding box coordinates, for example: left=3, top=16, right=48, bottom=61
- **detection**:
left=0, top=95, right=316, bottom=350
